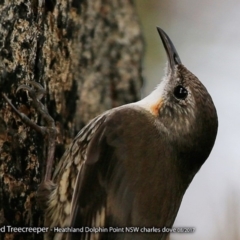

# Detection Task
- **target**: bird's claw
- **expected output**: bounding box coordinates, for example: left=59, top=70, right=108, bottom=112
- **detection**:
left=2, top=81, right=56, bottom=181
left=16, top=80, right=46, bottom=101
left=17, top=81, right=54, bottom=129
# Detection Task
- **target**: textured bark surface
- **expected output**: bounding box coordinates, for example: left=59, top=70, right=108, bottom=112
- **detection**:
left=0, top=0, right=144, bottom=239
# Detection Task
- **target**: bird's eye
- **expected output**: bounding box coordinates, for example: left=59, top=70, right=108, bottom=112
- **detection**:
left=173, top=85, right=188, bottom=100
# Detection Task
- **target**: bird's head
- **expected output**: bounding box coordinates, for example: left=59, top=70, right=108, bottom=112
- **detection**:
left=138, top=27, right=218, bottom=175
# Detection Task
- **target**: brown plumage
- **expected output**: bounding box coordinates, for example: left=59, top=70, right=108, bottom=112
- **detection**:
left=42, top=27, right=218, bottom=240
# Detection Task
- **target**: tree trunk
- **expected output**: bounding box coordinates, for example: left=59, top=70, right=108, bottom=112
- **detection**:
left=0, top=0, right=144, bottom=239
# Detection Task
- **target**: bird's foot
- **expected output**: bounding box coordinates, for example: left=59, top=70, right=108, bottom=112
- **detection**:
left=2, top=81, right=56, bottom=182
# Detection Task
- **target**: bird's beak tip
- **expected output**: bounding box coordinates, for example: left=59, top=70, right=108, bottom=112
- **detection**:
left=157, top=27, right=182, bottom=70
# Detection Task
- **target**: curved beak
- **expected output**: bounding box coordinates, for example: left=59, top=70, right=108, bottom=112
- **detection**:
left=157, top=27, right=182, bottom=71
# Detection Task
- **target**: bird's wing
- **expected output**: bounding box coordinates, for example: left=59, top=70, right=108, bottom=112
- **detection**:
left=46, top=112, right=108, bottom=232
left=67, top=107, right=118, bottom=240
left=67, top=105, right=166, bottom=240
left=67, top=120, right=108, bottom=240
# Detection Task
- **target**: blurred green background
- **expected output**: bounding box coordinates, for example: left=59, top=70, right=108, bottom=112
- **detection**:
left=135, top=1, right=240, bottom=240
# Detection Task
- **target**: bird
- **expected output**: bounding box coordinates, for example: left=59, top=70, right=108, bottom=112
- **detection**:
left=39, top=27, right=218, bottom=240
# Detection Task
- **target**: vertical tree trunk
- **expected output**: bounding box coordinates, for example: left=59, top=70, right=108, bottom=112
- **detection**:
left=0, top=0, right=144, bottom=239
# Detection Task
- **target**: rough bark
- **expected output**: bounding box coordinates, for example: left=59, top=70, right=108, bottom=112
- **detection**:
left=0, top=0, right=144, bottom=239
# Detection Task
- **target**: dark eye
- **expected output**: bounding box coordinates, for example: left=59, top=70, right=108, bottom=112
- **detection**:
left=174, top=85, right=188, bottom=100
